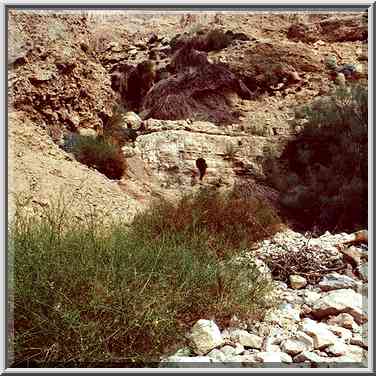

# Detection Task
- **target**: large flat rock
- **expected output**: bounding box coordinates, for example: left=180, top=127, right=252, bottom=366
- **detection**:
left=311, top=289, right=367, bottom=324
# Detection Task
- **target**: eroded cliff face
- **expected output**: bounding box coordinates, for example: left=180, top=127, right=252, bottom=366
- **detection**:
left=120, top=119, right=285, bottom=204
left=8, top=11, right=118, bottom=131
left=8, top=9, right=368, bottom=223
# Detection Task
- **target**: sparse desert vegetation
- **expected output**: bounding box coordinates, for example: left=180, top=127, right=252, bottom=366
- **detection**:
left=8, top=8, right=368, bottom=369
left=71, top=134, right=127, bottom=180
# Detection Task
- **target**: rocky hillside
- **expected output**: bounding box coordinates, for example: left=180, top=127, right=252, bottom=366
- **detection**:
left=8, top=9, right=368, bottom=368
left=8, top=10, right=367, bottom=220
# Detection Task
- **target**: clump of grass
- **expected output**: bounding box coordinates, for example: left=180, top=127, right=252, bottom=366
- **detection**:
left=132, top=188, right=282, bottom=257
left=71, top=134, right=126, bottom=180
left=10, top=189, right=279, bottom=367
left=61, top=106, right=133, bottom=179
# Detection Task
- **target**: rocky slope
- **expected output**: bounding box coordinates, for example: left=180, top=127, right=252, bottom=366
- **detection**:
left=8, top=10, right=368, bottom=217
left=8, top=111, right=141, bottom=224
left=161, top=229, right=368, bottom=367
left=8, top=9, right=368, bottom=368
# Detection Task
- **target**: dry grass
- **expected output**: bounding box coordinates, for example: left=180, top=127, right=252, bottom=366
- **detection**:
left=264, top=239, right=346, bottom=284
left=132, top=187, right=282, bottom=257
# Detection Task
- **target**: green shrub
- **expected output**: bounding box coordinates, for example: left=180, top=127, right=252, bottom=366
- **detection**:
left=10, top=192, right=278, bottom=366
left=71, top=135, right=126, bottom=180
left=267, top=84, right=368, bottom=233
left=132, top=187, right=282, bottom=256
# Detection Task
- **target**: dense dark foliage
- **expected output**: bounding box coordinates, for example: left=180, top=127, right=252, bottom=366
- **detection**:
left=265, top=84, right=367, bottom=233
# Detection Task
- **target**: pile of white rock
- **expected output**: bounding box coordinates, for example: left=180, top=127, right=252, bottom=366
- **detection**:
left=160, top=229, right=368, bottom=368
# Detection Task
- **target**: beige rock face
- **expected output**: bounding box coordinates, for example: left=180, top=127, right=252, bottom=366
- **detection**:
left=311, top=289, right=367, bottom=324
left=318, top=272, right=360, bottom=292
left=230, top=329, right=263, bottom=349
left=120, top=119, right=285, bottom=203
left=326, top=325, right=353, bottom=342
left=326, top=313, right=357, bottom=331
left=211, top=40, right=324, bottom=94
left=301, top=318, right=338, bottom=350
left=281, top=332, right=314, bottom=355
left=264, top=303, right=301, bottom=326
left=334, top=344, right=367, bottom=364
left=123, top=111, right=142, bottom=129
left=302, top=290, right=322, bottom=306
left=9, top=11, right=115, bottom=131
left=188, top=320, right=224, bottom=355
left=9, top=112, right=285, bottom=227
left=326, top=341, right=348, bottom=356
left=8, top=112, right=142, bottom=225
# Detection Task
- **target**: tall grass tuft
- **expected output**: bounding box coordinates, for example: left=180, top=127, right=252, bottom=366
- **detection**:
left=10, top=188, right=279, bottom=367
left=131, top=188, right=282, bottom=258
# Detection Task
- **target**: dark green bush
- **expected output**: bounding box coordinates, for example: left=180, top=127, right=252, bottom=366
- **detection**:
left=71, top=135, right=126, bottom=180
left=266, top=84, right=367, bottom=233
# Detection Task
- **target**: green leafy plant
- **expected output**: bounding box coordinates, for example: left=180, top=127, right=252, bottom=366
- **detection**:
left=71, top=135, right=126, bottom=180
